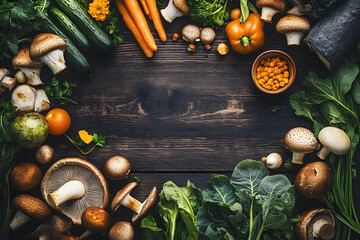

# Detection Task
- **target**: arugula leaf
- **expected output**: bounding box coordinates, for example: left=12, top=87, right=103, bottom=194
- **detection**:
left=45, top=78, right=77, bottom=105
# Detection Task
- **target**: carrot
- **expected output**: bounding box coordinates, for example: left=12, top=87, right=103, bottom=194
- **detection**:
left=146, top=0, right=167, bottom=42
left=140, top=0, right=150, bottom=16
left=123, top=0, right=157, bottom=51
left=115, top=0, right=153, bottom=58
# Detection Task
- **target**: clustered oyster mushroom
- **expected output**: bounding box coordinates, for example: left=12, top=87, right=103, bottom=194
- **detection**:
left=10, top=194, right=51, bottom=231
left=80, top=206, right=111, bottom=239
left=41, top=158, right=109, bottom=225
left=296, top=208, right=335, bottom=240
left=261, top=152, right=282, bottom=169
left=30, top=33, right=67, bottom=75
left=12, top=48, right=44, bottom=86
left=317, top=126, right=350, bottom=160
left=284, top=127, right=318, bottom=164
left=256, top=0, right=286, bottom=22
left=111, top=182, right=157, bottom=223
left=108, top=221, right=135, bottom=240
left=11, top=84, right=50, bottom=113
left=0, top=68, right=16, bottom=92
left=295, top=161, right=332, bottom=198
left=161, top=0, right=189, bottom=23
left=103, top=155, right=131, bottom=180
left=276, top=15, right=311, bottom=45
left=10, top=162, right=42, bottom=191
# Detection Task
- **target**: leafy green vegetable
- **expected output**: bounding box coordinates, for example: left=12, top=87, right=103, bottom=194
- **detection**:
left=283, top=158, right=294, bottom=170
left=290, top=53, right=360, bottom=239
left=0, top=99, right=18, bottom=239
left=141, top=181, right=202, bottom=240
left=197, top=160, right=298, bottom=240
left=271, top=105, right=281, bottom=113
left=45, top=78, right=77, bottom=105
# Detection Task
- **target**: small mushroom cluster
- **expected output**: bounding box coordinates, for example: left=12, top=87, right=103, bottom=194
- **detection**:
left=11, top=84, right=50, bottom=113
left=180, top=24, right=217, bottom=51
left=9, top=155, right=156, bottom=240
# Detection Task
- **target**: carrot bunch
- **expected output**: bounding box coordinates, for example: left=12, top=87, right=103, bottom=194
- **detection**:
left=115, top=0, right=166, bottom=58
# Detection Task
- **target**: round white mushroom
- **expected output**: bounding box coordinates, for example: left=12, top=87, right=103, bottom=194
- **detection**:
left=317, top=126, right=350, bottom=160
left=182, top=24, right=201, bottom=43
left=261, top=153, right=283, bottom=169
left=11, top=84, right=36, bottom=112
left=276, top=15, right=311, bottom=45
left=200, top=27, right=216, bottom=48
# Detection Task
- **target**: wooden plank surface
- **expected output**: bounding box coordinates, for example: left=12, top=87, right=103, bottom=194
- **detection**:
left=9, top=4, right=348, bottom=239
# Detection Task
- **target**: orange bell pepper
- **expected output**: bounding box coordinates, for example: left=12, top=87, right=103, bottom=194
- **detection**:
left=226, top=13, right=265, bottom=54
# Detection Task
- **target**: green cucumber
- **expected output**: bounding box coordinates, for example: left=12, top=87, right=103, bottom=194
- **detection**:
left=43, top=16, right=92, bottom=78
left=51, top=8, right=91, bottom=53
left=55, top=0, right=114, bottom=53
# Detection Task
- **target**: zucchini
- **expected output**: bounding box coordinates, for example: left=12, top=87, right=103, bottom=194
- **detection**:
left=51, top=8, right=92, bottom=53
left=304, top=0, right=360, bottom=70
left=55, top=0, right=114, bottom=53
left=43, top=16, right=92, bottom=78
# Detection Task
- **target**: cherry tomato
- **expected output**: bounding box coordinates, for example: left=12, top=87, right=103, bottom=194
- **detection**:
left=230, top=8, right=242, bottom=20
left=45, top=108, right=71, bottom=135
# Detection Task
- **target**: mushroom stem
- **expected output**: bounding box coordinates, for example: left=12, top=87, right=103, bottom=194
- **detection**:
left=261, top=7, right=278, bottom=22
left=313, top=219, right=335, bottom=239
left=121, top=194, right=143, bottom=214
left=49, top=180, right=86, bottom=207
left=160, top=0, right=183, bottom=23
left=1, top=76, right=17, bottom=90
left=80, top=230, right=91, bottom=239
left=9, top=210, right=31, bottom=231
left=20, top=67, right=42, bottom=86
left=284, top=32, right=304, bottom=45
left=39, top=49, right=66, bottom=75
left=317, top=146, right=330, bottom=160
left=292, top=152, right=305, bottom=164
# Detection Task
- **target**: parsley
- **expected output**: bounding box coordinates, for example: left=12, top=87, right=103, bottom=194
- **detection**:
left=131, top=176, right=141, bottom=186
left=65, top=132, right=107, bottom=155
left=45, top=78, right=77, bottom=105
left=271, top=105, right=282, bottom=113
left=97, top=7, right=124, bottom=47
left=283, top=158, right=294, bottom=169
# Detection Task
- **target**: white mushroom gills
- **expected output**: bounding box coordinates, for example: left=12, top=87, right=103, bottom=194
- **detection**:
left=39, top=49, right=66, bottom=75
left=285, top=32, right=304, bottom=45
left=20, top=67, right=43, bottom=86
left=9, top=210, right=32, bottom=231
left=120, top=193, right=143, bottom=214
left=160, top=0, right=183, bottom=23
left=261, top=7, right=278, bottom=22
left=49, top=180, right=86, bottom=207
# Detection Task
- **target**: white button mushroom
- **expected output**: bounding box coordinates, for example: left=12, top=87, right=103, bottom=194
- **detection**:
left=30, top=33, right=67, bottom=75
left=317, top=126, right=350, bottom=160
left=182, top=24, right=201, bottom=43
left=261, top=153, right=283, bottom=169
left=256, top=0, right=286, bottom=22
left=34, top=89, right=51, bottom=113
left=12, top=48, right=44, bottom=86
left=275, top=15, right=311, bottom=45
left=200, top=27, right=216, bottom=49
left=161, top=0, right=189, bottom=23
left=284, top=127, right=318, bottom=164
left=11, top=84, right=36, bottom=112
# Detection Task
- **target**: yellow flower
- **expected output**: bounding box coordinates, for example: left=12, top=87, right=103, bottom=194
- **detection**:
left=78, top=130, right=94, bottom=144
left=88, top=0, right=110, bottom=21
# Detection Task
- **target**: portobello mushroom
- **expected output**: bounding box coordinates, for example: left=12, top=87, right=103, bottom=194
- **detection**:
left=304, top=0, right=360, bottom=70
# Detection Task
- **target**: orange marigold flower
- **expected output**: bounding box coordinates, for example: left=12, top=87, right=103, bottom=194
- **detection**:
left=78, top=130, right=94, bottom=144
left=88, top=0, right=110, bottom=21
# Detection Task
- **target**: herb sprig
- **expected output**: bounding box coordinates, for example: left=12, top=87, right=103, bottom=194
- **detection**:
left=65, top=131, right=106, bottom=155
left=45, top=78, right=77, bottom=105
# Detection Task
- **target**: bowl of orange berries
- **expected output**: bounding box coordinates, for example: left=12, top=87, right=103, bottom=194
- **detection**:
left=251, top=50, right=296, bottom=94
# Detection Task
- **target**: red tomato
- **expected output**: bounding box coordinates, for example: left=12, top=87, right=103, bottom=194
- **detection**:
left=45, top=108, right=71, bottom=135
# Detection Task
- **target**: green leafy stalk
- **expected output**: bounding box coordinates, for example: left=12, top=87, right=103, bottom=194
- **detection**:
left=65, top=132, right=106, bottom=155
left=45, top=78, right=77, bottom=105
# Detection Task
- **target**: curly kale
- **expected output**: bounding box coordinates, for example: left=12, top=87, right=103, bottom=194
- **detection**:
left=187, top=0, right=230, bottom=29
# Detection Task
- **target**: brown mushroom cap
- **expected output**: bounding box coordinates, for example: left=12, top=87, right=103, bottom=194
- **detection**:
left=103, top=156, right=131, bottom=181
left=10, top=162, right=42, bottom=191
left=295, top=161, right=332, bottom=198
left=256, top=0, right=286, bottom=12
left=13, top=194, right=51, bottom=220
left=276, top=15, right=311, bottom=34
left=284, top=127, right=318, bottom=153
left=36, top=145, right=54, bottom=164
left=81, top=206, right=111, bottom=234
left=12, top=48, right=44, bottom=69
left=173, top=0, right=189, bottom=15
left=111, top=182, right=138, bottom=212
left=108, top=221, right=135, bottom=240
left=132, top=186, right=157, bottom=223
left=30, top=33, right=67, bottom=60
left=296, top=208, right=335, bottom=240
left=41, top=158, right=109, bottom=225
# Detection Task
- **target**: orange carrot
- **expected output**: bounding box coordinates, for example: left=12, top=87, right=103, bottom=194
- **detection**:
left=123, top=0, right=157, bottom=51
left=146, top=0, right=167, bottom=42
left=115, top=0, right=153, bottom=58
left=140, top=0, right=150, bottom=16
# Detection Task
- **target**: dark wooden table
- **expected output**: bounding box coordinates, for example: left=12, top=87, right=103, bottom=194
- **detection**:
left=10, top=8, right=360, bottom=239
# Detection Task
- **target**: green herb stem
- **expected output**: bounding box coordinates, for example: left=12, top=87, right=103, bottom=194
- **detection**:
left=61, top=97, right=77, bottom=105
left=248, top=196, right=254, bottom=240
